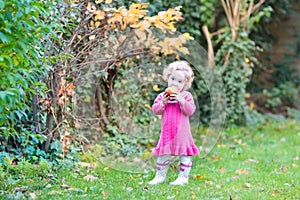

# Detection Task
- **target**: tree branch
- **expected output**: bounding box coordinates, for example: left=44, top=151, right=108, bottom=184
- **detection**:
left=202, top=25, right=215, bottom=67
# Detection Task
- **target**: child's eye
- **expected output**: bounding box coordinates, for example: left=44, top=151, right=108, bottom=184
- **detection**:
left=171, top=77, right=175, bottom=80
left=179, top=81, right=182, bottom=83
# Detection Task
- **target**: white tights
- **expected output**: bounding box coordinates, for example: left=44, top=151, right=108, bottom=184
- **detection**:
left=157, top=155, right=191, bottom=165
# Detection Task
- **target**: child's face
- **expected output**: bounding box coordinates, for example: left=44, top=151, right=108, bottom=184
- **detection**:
left=167, top=70, right=186, bottom=91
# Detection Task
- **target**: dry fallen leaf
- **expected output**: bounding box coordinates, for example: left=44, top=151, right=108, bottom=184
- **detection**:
left=29, top=193, right=36, bottom=199
left=204, top=180, right=213, bottom=185
left=102, top=191, right=109, bottom=196
left=83, top=175, right=99, bottom=181
left=220, top=167, right=226, bottom=173
left=245, top=182, right=251, bottom=188
left=292, top=163, right=298, bottom=168
left=232, top=175, right=239, bottom=179
left=281, top=165, right=289, bottom=174
left=272, top=189, right=279, bottom=197
left=193, top=175, right=204, bottom=180
left=167, top=196, right=176, bottom=199
left=244, top=159, right=259, bottom=164
left=79, top=162, right=97, bottom=169
left=14, top=186, right=28, bottom=193
left=103, top=167, right=110, bottom=171
left=191, top=192, right=196, bottom=199
left=60, top=183, right=69, bottom=189
left=236, top=169, right=249, bottom=175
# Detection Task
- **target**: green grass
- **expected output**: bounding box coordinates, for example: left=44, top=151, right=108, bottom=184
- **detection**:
left=1, top=120, right=299, bottom=200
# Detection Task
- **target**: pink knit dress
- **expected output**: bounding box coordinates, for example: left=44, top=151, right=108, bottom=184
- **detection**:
left=152, top=91, right=199, bottom=156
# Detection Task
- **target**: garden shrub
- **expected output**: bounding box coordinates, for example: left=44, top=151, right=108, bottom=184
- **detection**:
left=0, top=0, right=67, bottom=163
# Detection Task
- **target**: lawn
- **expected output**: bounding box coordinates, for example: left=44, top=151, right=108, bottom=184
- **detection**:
left=1, top=120, right=299, bottom=200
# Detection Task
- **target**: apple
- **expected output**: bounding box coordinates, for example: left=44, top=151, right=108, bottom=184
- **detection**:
left=165, top=86, right=179, bottom=96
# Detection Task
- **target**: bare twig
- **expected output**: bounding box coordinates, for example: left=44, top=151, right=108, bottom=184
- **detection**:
left=202, top=25, right=215, bottom=67
left=241, top=0, right=265, bottom=22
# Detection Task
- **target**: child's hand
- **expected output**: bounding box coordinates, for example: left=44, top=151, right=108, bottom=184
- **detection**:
left=161, top=93, right=169, bottom=106
left=175, top=93, right=185, bottom=105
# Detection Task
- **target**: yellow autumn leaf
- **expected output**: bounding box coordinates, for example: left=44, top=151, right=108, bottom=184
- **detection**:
left=130, top=22, right=141, bottom=28
left=120, top=21, right=126, bottom=30
left=249, top=102, right=255, bottom=110
left=129, top=3, right=140, bottom=10
left=90, top=20, right=95, bottom=27
left=103, top=167, right=110, bottom=171
left=95, top=21, right=101, bottom=27
left=152, top=85, right=160, bottom=92
left=110, top=13, right=122, bottom=23
left=105, top=0, right=112, bottom=4
left=183, top=32, right=194, bottom=40
left=117, top=6, right=127, bottom=16
left=144, top=104, right=151, bottom=110
left=245, top=57, right=250, bottom=63
left=95, top=11, right=105, bottom=20
left=158, top=11, right=168, bottom=21
left=166, top=23, right=176, bottom=31
left=95, top=0, right=103, bottom=4
left=178, top=46, right=189, bottom=55
left=245, top=93, right=251, bottom=98
left=141, top=151, right=152, bottom=159
left=110, top=24, right=116, bottom=29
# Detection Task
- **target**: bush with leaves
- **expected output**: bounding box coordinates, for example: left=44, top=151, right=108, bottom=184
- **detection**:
left=67, top=1, right=193, bottom=138
left=199, top=0, right=274, bottom=124
left=0, top=0, right=68, bottom=163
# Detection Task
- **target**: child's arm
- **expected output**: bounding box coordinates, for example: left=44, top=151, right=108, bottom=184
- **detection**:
left=180, top=92, right=196, bottom=116
left=152, top=93, right=165, bottom=115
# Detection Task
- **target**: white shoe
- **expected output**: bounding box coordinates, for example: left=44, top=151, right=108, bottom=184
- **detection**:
left=169, top=162, right=192, bottom=186
left=148, top=160, right=170, bottom=185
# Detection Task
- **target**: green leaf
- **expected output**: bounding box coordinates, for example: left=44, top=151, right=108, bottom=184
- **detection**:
left=0, top=31, right=8, bottom=43
left=0, top=0, right=4, bottom=9
left=1, top=55, right=13, bottom=67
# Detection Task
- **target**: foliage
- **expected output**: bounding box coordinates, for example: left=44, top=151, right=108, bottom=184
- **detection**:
left=68, top=1, right=193, bottom=142
left=248, top=57, right=300, bottom=116
left=0, top=0, right=69, bottom=163
left=250, top=0, right=300, bottom=47
left=263, top=82, right=298, bottom=108
left=246, top=0, right=300, bottom=118
left=287, top=107, right=300, bottom=120
left=246, top=81, right=299, bottom=118
left=141, top=0, right=299, bottom=125
left=0, top=0, right=50, bottom=133
left=200, top=0, right=273, bottom=124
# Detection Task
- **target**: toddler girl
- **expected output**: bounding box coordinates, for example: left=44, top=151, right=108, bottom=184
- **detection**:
left=148, top=61, right=199, bottom=185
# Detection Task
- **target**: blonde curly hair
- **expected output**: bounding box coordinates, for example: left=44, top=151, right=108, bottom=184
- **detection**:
left=162, top=60, right=194, bottom=90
